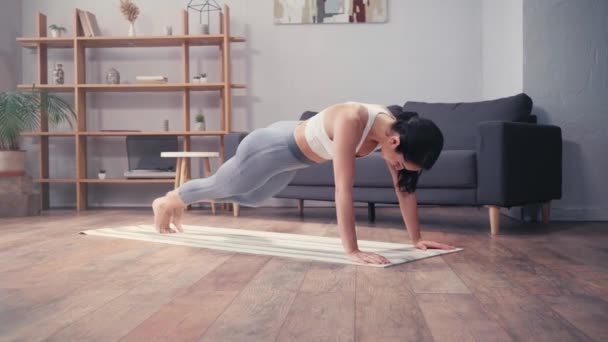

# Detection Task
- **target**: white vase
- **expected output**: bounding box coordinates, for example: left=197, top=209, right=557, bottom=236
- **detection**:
left=197, top=122, right=206, bottom=131
left=128, top=22, right=136, bottom=36
left=50, top=29, right=60, bottom=38
left=98, top=173, right=106, bottom=180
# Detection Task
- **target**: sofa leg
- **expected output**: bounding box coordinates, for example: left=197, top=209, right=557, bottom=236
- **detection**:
left=368, top=203, right=376, bottom=223
left=489, top=205, right=500, bottom=235
left=542, top=201, right=551, bottom=224
left=297, top=199, right=304, bottom=216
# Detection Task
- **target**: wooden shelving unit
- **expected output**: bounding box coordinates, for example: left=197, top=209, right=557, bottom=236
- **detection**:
left=18, top=5, right=244, bottom=210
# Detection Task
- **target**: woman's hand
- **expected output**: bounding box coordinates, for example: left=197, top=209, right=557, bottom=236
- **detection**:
left=347, top=250, right=391, bottom=265
left=415, top=240, right=455, bottom=250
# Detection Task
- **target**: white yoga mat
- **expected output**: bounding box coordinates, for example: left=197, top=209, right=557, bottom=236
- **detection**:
left=80, top=225, right=462, bottom=268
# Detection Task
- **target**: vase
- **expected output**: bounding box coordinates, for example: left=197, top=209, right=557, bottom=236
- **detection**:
left=50, top=29, right=60, bottom=38
left=98, top=173, right=106, bottom=180
left=105, top=68, right=120, bottom=84
left=128, top=22, right=136, bottom=36
left=199, top=24, right=209, bottom=35
left=197, top=122, right=206, bottom=131
left=53, top=64, right=65, bottom=85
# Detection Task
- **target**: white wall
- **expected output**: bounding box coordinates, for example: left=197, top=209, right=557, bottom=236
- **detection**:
left=524, top=0, right=608, bottom=221
left=0, top=0, right=21, bottom=91
left=20, top=0, right=485, bottom=207
left=482, top=0, right=523, bottom=99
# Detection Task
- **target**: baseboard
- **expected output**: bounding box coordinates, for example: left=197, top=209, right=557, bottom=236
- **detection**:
left=550, top=208, right=608, bottom=221
left=501, top=205, right=608, bottom=222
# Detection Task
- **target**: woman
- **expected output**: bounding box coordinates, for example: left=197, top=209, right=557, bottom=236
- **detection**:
left=153, top=102, right=455, bottom=265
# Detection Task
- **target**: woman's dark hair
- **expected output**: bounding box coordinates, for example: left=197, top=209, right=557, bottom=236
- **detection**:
left=387, top=105, right=444, bottom=193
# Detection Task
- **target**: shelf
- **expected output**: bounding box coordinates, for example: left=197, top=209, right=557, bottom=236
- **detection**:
left=16, top=83, right=244, bottom=92
left=77, top=35, right=245, bottom=48
left=20, top=5, right=238, bottom=211
left=17, top=84, right=76, bottom=92
left=21, top=132, right=76, bottom=137
left=17, top=35, right=245, bottom=49
left=18, top=37, right=75, bottom=49
left=81, top=179, right=175, bottom=183
left=35, top=179, right=77, bottom=183
left=78, top=83, right=227, bottom=92
left=81, top=131, right=227, bottom=136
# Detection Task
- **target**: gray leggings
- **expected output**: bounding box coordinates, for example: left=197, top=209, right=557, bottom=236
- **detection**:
left=178, top=121, right=316, bottom=206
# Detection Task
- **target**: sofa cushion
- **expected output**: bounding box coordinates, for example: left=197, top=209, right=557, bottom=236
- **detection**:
left=403, top=93, right=533, bottom=150
left=290, top=161, right=335, bottom=186
left=353, top=150, right=477, bottom=188
left=417, top=150, right=476, bottom=188
left=300, top=111, right=318, bottom=120
left=290, top=150, right=476, bottom=189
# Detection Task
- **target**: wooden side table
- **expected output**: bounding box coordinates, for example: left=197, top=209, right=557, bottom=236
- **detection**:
left=160, top=151, right=240, bottom=216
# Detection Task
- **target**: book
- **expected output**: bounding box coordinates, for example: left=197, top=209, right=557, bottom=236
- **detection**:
left=136, top=80, right=169, bottom=84
left=86, top=11, right=101, bottom=37
left=77, top=10, right=91, bottom=37
left=136, top=76, right=168, bottom=81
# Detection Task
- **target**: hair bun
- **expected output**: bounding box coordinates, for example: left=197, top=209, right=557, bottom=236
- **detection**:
left=397, top=111, right=419, bottom=122
left=386, top=105, right=419, bottom=122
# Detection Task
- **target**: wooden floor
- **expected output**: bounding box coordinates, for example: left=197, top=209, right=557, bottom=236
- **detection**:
left=0, top=206, right=607, bottom=342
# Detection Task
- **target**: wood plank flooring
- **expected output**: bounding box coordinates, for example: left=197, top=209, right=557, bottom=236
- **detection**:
left=0, top=206, right=607, bottom=341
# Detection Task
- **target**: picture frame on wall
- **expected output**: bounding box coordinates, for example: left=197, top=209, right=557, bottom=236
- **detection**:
left=274, top=0, right=388, bottom=24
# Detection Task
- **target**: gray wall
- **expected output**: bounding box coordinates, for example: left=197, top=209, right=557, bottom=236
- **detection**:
left=524, top=0, right=608, bottom=220
left=482, top=0, right=523, bottom=99
left=20, top=0, right=486, bottom=207
left=0, top=0, right=21, bottom=91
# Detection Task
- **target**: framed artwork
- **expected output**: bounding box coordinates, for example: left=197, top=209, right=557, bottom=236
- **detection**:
left=274, top=0, right=388, bottom=24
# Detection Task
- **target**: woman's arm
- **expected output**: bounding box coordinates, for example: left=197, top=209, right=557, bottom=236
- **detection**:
left=332, top=110, right=360, bottom=253
left=386, top=163, right=422, bottom=242
left=332, top=106, right=390, bottom=264
left=386, top=162, right=455, bottom=250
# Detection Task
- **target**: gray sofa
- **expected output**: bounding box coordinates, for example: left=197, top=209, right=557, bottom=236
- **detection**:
left=270, top=93, right=563, bottom=234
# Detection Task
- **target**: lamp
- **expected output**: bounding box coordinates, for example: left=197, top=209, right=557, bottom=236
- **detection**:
left=188, top=0, right=222, bottom=33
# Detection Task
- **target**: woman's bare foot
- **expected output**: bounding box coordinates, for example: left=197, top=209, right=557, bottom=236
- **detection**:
left=152, top=190, right=186, bottom=234
left=152, top=197, right=173, bottom=234
left=172, top=207, right=184, bottom=233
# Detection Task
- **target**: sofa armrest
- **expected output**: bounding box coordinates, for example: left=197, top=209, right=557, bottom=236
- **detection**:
left=476, top=121, right=562, bottom=206
left=224, top=132, right=248, bottom=160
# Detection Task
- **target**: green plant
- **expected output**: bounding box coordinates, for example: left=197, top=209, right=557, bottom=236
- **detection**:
left=195, top=113, right=205, bottom=123
left=0, top=90, right=76, bottom=150
left=99, top=169, right=106, bottom=173
left=48, top=24, right=67, bottom=32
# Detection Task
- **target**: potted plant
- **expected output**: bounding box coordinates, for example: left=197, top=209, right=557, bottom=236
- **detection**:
left=0, top=89, right=76, bottom=177
left=48, top=25, right=67, bottom=38
left=195, top=113, right=206, bottom=131
left=199, top=73, right=208, bottom=83
left=98, top=169, right=106, bottom=179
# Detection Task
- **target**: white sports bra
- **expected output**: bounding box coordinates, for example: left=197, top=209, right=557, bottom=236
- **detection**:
left=304, top=102, right=392, bottom=160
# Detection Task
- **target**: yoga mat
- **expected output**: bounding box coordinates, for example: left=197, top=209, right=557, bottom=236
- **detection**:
left=80, top=225, right=462, bottom=268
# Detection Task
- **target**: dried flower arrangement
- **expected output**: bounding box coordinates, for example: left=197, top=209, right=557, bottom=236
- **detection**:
left=120, top=0, right=140, bottom=23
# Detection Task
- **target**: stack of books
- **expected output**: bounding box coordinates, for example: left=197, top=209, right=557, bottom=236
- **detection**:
left=77, top=10, right=101, bottom=37
left=135, top=76, right=168, bottom=84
